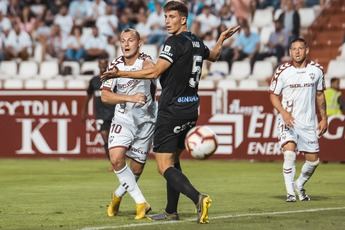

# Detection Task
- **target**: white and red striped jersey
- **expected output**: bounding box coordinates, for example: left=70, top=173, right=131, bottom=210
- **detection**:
left=269, top=60, right=325, bottom=129
left=101, top=53, right=157, bottom=127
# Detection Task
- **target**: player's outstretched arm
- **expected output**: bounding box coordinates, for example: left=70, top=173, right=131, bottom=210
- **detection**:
left=316, top=91, right=328, bottom=136
left=101, top=59, right=171, bottom=81
left=207, top=25, right=240, bottom=62
left=101, top=89, right=146, bottom=105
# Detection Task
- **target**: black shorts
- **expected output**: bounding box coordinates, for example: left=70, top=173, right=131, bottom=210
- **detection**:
left=153, top=116, right=197, bottom=154
left=99, top=119, right=112, bottom=132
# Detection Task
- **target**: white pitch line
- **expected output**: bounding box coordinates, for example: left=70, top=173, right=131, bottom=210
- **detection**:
left=81, top=206, right=345, bottom=230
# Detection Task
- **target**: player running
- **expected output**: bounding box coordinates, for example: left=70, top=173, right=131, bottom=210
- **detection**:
left=101, top=28, right=156, bottom=219
left=270, top=38, right=328, bottom=202
left=101, top=1, right=239, bottom=223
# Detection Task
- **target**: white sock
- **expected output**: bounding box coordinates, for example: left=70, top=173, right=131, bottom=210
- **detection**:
left=283, top=150, right=296, bottom=195
left=296, top=159, right=319, bottom=189
left=114, top=165, right=145, bottom=204
left=114, top=174, right=140, bottom=198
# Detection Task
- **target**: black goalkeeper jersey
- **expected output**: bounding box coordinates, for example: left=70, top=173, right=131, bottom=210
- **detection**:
left=87, top=76, right=115, bottom=121
left=158, top=31, right=210, bottom=119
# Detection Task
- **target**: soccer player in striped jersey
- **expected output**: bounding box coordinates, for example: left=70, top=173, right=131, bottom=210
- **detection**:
left=101, top=28, right=156, bottom=219
left=270, top=38, right=328, bottom=202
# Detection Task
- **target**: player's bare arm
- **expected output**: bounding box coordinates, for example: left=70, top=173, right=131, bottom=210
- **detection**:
left=316, top=91, right=328, bottom=136
left=270, top=93, right=295, bottom=127
left=207, top=25, right=240, bottom=62
left=101, top=89, right=146, bottom=105
left=101, top=58, right=171, bottom=81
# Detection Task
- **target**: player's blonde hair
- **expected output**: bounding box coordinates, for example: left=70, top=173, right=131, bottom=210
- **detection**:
left=120, top=28, right=141, bottom=40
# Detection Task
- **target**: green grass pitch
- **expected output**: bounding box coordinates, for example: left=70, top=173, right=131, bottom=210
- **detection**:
left=0, top=159, right=345, bottom=230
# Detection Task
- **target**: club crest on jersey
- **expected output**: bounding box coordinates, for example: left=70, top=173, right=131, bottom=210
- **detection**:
left=164, top=45, right=171, bottom=52
left=309, top=73, right=315, bottom=80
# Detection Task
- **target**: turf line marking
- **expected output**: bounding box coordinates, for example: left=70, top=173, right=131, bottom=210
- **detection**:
left=81, top=206, right=345, bottom=230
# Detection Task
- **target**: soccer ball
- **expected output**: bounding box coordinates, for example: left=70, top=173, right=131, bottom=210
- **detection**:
left=185, top=126, right=218, bottom=159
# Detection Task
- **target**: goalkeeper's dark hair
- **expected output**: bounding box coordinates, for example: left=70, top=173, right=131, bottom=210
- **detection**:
left=164, top=1, right=188, bottom=18
left=289, top=37, right=308, bottom=49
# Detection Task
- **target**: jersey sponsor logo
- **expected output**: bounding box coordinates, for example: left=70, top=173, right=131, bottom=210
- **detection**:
left=163, top=45, right=171, bottom=52
left=102, top=79, right=113, bottom=89
left=173, top=121, right=196, bottom=134
left=130, top=146, right=147, bottom=155
left=117, top=79, right=140, bottom=89
left=177, top=96, right=199, bottom=103
left=289, top=83, right=315, bottom=88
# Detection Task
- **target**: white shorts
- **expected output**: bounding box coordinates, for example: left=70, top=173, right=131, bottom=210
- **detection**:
left=278, top=119, right=319, bottom=153
left=108, top=120, right=155, bottom=164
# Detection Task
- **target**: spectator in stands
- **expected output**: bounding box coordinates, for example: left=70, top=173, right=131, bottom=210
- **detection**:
left=117, top=8, right=134, bottom=32
left=54, top=5, right=73, bottom=37
left=146, top=2, right=166, bottom=46
left=64, top=25, right=85, bottom=62
left=41, top=24, right=64, bottom=61
left=7, top=0, right=23, bottom=17
left=68, top=0, right=91, bottom=26
left=255, top=19, right=289, bottom=63
left=4, top=21, right=32, bottom=60
left=46, top=0, right=69, bottom=15
left=0, top=35, right=4, bottom=61
left=0, top=11, right=12, bottom=38
left=135, top=8, right=151, bottom=44
left=278, top=0, right=300, bottom=42
left=0, top=1, right=8, bottom=15
left=17, top=5, right=37, bottom=36
left=96, top=4, right=118, bottom=44
left=219, top=3, right=237, bottom=28
left=231, top=0, right=255, bottom=22
left=256, top=0, right=280, bottom=9
left=325, top=77, right=345, bottom=115
left=195, top=5, right=220, bottom=38
left=223, top=22, right=260, bottom=72
left=89, top=0, right=107, bottom=23
left=83, top=25, right=108, bottom=61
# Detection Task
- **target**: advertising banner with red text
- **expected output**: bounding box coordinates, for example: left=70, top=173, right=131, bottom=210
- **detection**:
left=0, top=89, right=218, bottom=158
left=1, top=90, right=344, bottom=161
left=201, top=90, right=345, bottom=161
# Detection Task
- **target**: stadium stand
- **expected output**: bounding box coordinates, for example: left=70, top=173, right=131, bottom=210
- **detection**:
left=238, top=79, right=260, bottom=89
left=81, top=61, right=99, bottom=75
left=66, top=78, right=88, bottom=89
left=326, top=60, right=345, bottom=78
left=0, top=60, right=17, bottom=78
left=18, top=61, right=38, bottom=79
left=45, top=78, right=65, bottom=89
left=217, top=79, right=237, bottom=90
left=198, top=79, right=215, bottom=89
left=252, top=8, right=273, bottom=29
left=38, top=60, right=59, bottom=79
left=227, top=61, right=251, bottom=80
left=62, top=61, right=81, bottom=76
left=3, top=78, right=24, bottom=89
left=24, top=78, right=44, bottom=89
left=209, top=61, right=229, bottom=76
left=250, top=60, right=274, bottom=81
left=0, top=0, right=342, bottom=90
